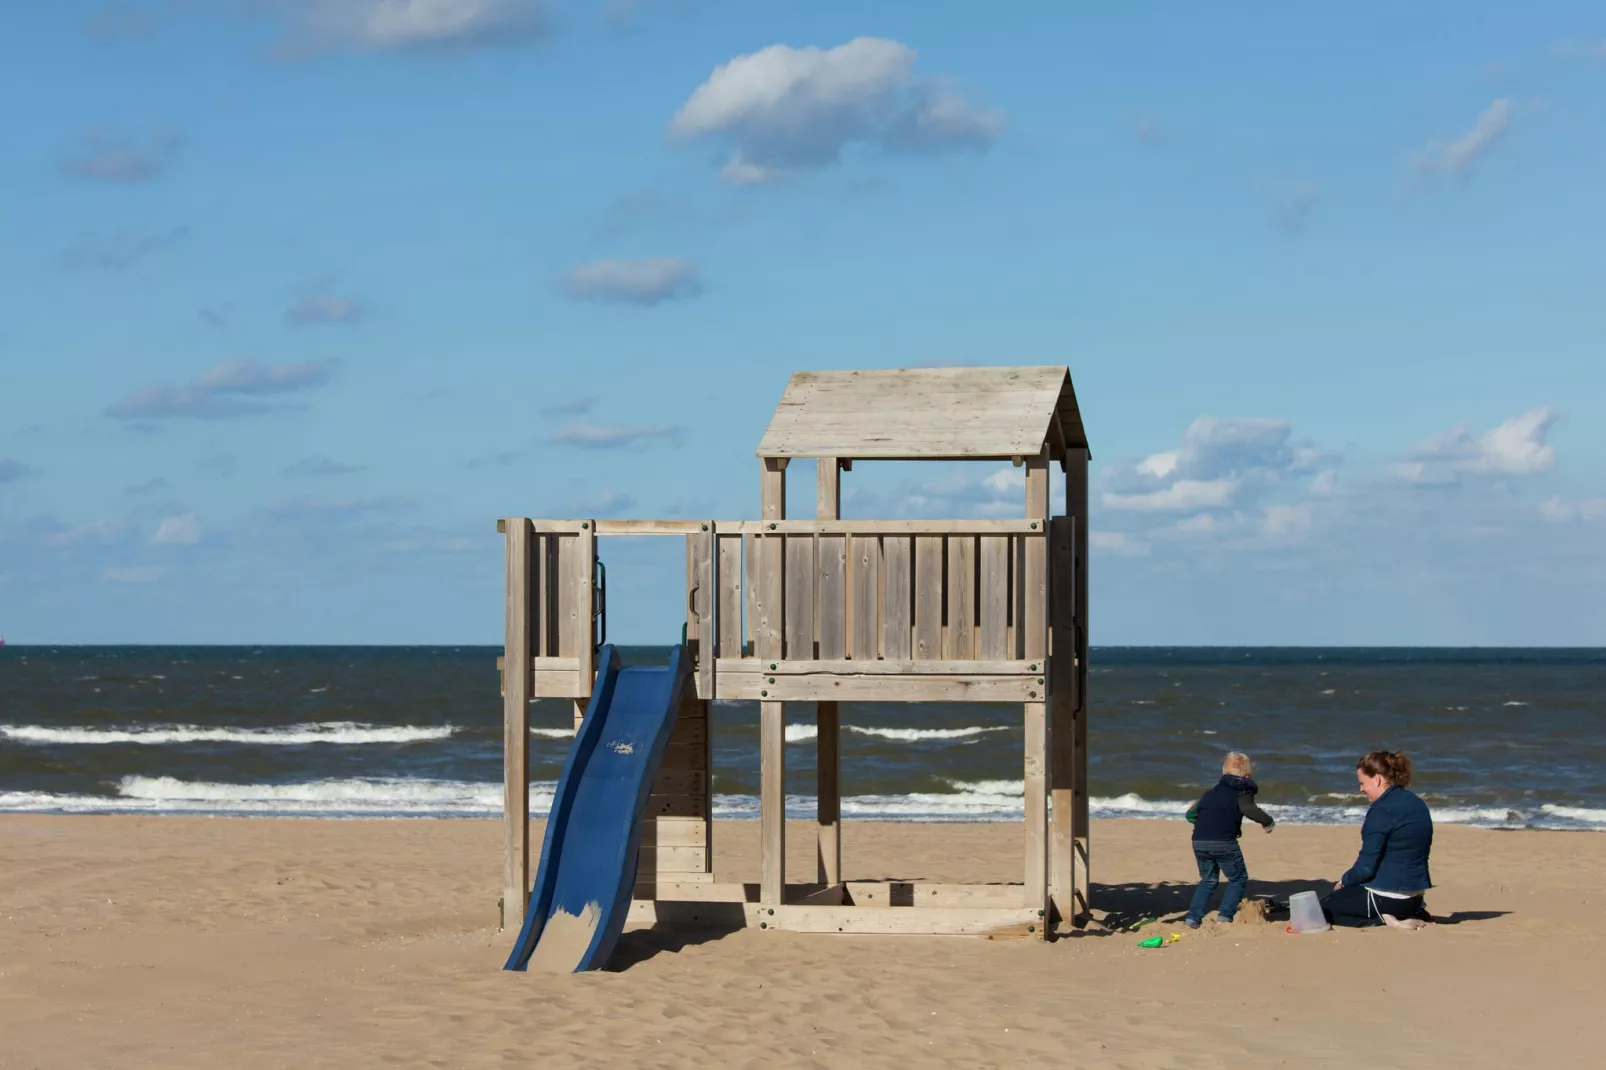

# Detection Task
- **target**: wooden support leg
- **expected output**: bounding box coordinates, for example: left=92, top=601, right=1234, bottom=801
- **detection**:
left=817, top=700, right=841, bottom=885
left=761, top=700, right=786, bottom=906
left=502, top=519, right=532, bottom=932
left=1024, top=699, right=1049, bottom=937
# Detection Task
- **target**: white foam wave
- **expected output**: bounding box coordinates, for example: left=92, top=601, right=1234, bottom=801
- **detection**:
left=785, top=724, right=1009, bottom=744
left=1503, top=701, right=1529, bottom=707
left=1540, top=804, right=1606, bottom=824
left=0, top=722, right=454, bottom=746
left=530, top=727, right=576, bottom=739
left=2, top=776, right=1601, bottom=830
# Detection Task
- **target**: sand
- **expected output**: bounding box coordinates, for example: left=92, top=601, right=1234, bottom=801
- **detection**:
left=2, top=816, right=1602, bottom=1069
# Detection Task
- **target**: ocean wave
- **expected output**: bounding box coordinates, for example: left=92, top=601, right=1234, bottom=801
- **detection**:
left=530, top=727, right=576, bottom=739
left=0, top=722, right=455, bottom=746
left=1540, top=804, right=1606, bottom=824
left=785, top=724, right=1010, bottom=744
left=1, top=776, right=1600, bottom=830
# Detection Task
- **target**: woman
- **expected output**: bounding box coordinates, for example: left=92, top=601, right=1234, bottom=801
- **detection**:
left=1324, top=750, right=1434, bottom=929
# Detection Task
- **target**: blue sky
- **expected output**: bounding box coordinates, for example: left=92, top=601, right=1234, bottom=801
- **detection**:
left=2, top=1, right=1604, bottom=645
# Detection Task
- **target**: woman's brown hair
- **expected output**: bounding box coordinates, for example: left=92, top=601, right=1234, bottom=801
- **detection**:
left=1357, top=750, right=1413, bottom=787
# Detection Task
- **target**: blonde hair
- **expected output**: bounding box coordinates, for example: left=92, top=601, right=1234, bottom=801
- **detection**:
left=1222, top=751, right=1254, bottom=777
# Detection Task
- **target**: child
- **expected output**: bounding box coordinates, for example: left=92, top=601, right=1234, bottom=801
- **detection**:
left=1183, top=751, right=1275, bottom=928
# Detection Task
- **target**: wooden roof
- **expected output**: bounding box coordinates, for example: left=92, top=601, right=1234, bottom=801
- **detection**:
left=756, top=366, right=1089, bottom=462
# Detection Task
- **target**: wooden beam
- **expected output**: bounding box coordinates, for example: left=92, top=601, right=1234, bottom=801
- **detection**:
left=1068, top=447, right=1091, bottom=922
left=1022, top=447, right=1050, bottom=938
left=501, top=518, right=533, bottom=931
left=816, top=457, right=842, bottom=888
left=718, top=658, right=1039, bottom=676
left=1048, top=515, right=1075, bottom=931
left=759, top=459, right=787, bottom=908
left=716, top=670, right=1042, bottom=703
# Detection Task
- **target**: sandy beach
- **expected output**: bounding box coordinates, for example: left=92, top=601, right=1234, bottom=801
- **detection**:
left=2, top=815, right=1601, bottom=1069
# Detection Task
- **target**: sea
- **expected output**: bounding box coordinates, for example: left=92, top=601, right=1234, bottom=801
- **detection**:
left=2, top=646, right=1603, bottom=831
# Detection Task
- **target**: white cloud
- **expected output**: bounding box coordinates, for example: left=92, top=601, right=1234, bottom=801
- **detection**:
left=1172, top=513, right=1217, bottom=536
left=549, top=419, right=684, bottom=449
left=1397, top=407, right=1558, bottom=483
left=1310, top=470, right=1339, bottom=496
left=1411, top=99, right=1510, bottom=178
left=271, top=0, right=551, bottom=58
left=1540, top=497, right=1606, bottom=524
left=151, top=514, right=200, bottom=545
left=560, top=257, right=701, bottom=305
left=1103, top=478, right=1239, bottom=512
left=105, top=358, right=332, bottom=421
left=47, top=521, right=121, bottom=547
left=58, top=129, right=183, bottom=183
left=285, top=282, right=365, bottom=325
left=1261, top=503, right=1314, bottom=539
left=1090, top=531, right=1148, bottom=557
left=669, top=37, right=1002, bottom=184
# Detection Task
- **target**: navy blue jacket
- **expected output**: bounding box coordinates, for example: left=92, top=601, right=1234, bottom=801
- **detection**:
left=1189, top=775, right=1275, bottom=842
left=1340, top=785, right=1434, bottom=893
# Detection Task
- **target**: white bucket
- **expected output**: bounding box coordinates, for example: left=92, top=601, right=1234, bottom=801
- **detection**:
left=1287, top=890, right=1331, bottom=934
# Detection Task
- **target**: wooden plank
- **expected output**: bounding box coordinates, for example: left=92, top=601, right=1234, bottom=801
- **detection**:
left=1048, top=515, right=1076, bottom=930
left=718, top=534, right=743, bottom=661
left=913, top=536, right=943, bottom=659
left=556, top=534, right=577, bottom=658
left=575, top=523, right=596, bottom=684
left=1068, top=448, right=1091, bottom=921
left=718, top=519, right=1043, bottom=535
left=532, top=671, right=585, bottom=699
left=693, top=528, right=716, bottom=697
left=816, top=456, right=842, bottom=889
left=637, top=817, right=710, bottom=848
left=1023, top=699, right=1049, bottom=933
left=763, top=904, right=1041, bottom=937
left=784, top=533, right=815, bottom=659
left=501, top=518, right=533, bottom=932
left=626, top=900, right=750, bottom=928
left=759, top=459, right=786, bottom=907
left=744, top=533, right=758, bottom=658
left=946, top=536, right=976, bottom=660
left=658, top=741, right=707, bottom=771
left=881, top=536, right=912, bottom=660
left=979, top=535, right=1010, bottom=659
left=637, top=846, right=708, bottom=872
left=817, top=536, right=846, bottom=659
left=753, top=366, right=1082, bottom=461
left=760, top=699, right=785, bottom=906
left=645, top=794, right=709, bottom=818
left=649, top=769, right=708, bottom=796
left=848, top=534, right=879, bottom=660
left=668, top=716, right=706, bottom=746
left=593, top=519, right=707, bottom=535
left=844, top=882, right=1026, bottom=908
left=1022, top=447, right=1050, bottom=935
left=1023, top=452, right=1049, bottom=661
left=717, top=658, right=1038, bottom=676
left=717, top=673, right=1041, bottom=703
left=629, top=882, right=750, bottom=906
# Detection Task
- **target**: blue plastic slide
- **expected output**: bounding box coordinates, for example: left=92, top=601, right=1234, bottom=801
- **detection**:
left=503, top=643, right=689, bottom=973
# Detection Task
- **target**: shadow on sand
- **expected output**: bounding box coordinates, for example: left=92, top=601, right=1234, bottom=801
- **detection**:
left=1085, top=880, right=1510, bottom=934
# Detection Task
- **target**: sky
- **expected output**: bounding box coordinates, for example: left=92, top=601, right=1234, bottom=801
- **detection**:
left=2, top=1, right=1604, bottom=646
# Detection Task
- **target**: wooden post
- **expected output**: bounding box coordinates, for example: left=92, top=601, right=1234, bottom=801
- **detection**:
left=1048, top=515, right=1075, bottom=930
left=816, top=456, right=842, bottom=887
left=501, top=518, right=533, bottom=931
left=759, top=458, right=787, bottom=907
left=1068, top=448, right=1091, bottom=920
left=1023, top=449, right=1050, bottom=936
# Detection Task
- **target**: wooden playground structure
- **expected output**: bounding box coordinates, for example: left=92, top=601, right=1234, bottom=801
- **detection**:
left=499, top=366, right=1091, bottom=939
